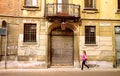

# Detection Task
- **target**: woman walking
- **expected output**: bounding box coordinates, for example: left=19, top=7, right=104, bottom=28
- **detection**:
left=81, top=50, right=89, bottom=70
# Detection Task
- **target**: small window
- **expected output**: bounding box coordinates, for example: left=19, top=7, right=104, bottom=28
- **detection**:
left=24, top=0, right=37, bottom=6
left=85, top=26, right=96, bottom=44
left=84, top=0, right=96, bottom=10
left=24, top=23, right=36, bottom=42
left=117, top=0, right=120, bottom=12
left=118, top=0, right=120, bottom=9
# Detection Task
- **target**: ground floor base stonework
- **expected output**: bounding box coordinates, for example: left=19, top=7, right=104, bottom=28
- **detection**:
left=0, top=61, right=113, bottom=69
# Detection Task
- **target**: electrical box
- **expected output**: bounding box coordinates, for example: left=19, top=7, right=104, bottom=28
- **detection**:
left=0, top=28, right=7, bottom=36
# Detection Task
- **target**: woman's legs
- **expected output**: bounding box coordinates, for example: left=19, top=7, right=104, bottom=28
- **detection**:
left=84, top=61, right=89, bottom=69
left=81, top=61, right=83, bottom=70
left=81, top=60, right=89, bottom=70
left=81, top=61, right=85, bottom=70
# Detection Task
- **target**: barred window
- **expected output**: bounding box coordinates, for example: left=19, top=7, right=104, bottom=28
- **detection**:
left=85, top=26, right=96, bottom=44
left=24, top=0, right=37, bottom=6
left=24, top=23, right=36, bottom=42
left=84, top=0, right=96, bottom=9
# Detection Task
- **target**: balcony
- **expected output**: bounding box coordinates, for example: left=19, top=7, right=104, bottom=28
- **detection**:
left=46, top=3, right=80, bottom=22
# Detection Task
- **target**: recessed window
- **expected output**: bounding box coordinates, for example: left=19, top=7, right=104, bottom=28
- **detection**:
left=84, top=0, right=97, bottom=10
left=117, top=0, right=120, bottom=12
left=118, top=0, right=120, bottom=9
left=24, top=23, right=36, bottom=42
left=24, top=0, right=37, bottom=6
left=85, top=26, right=96, bottom=44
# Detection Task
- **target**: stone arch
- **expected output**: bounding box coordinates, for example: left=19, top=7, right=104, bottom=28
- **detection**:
left=47, top=22, right=80, bottom=68
left=48, top=22, right=78, bottom=34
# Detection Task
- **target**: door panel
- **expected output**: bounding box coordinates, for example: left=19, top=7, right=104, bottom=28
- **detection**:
left=115, top=27, right=120, bottom=66
left=115, top=34, right=120, bottom=65
left=51, top=36, right=73, bottom=66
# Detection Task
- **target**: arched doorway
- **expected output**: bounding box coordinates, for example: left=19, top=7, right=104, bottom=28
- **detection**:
left=50, top=27, right=74, bottom=66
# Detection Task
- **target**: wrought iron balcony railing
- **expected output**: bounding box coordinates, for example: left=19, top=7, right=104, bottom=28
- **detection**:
left=46, top=3, right=80, bottom=22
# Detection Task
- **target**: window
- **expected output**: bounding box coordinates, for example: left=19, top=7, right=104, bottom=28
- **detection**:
left=24, top=0, right=37, bottom=6
left=118, top=0, right=120, bottom=9
left=57, top=0, right=68, bottom=12
left=85, top=26, right=96, bottom=44
left=57, top=0, right=63, bottom=12
left=24, top=23, right=36, bottom=42
left=118, top=0, right=120, bottom=12
left=84, top=0, right=96, bottom=10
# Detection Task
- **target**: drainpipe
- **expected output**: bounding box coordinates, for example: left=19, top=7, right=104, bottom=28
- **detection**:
left=1, top=20, right=8, bottom=69
left=5, top=26, right=7, bottom=69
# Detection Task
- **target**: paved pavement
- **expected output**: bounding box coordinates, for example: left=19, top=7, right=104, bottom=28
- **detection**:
left=0, top=68, right=120, bottom=76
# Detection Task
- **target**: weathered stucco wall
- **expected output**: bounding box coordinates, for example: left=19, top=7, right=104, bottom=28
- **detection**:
left=0, top=0, right=120, bottom=68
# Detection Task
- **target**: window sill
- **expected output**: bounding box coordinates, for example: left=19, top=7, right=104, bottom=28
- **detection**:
left=22, top=42, right=37, bottom=45
left=82, top=8, right=99, bottom=14
left=84, top=8, right=98, bottom=11
left=23, top=5, right=39, bottom=8
left=84, top=44, right=98, bottom=46
left=19, top=41, right=40, bottom=47
left=115, top=9, right=120, bottom=14
left=22, top=6, right=40, bottom=11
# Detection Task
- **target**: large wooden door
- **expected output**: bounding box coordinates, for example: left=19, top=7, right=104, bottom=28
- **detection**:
left=50, top=28, right=74, bottom=66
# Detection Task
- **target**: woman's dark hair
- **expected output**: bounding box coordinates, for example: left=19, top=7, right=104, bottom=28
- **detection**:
left=83, top=50, right=86, bottom=55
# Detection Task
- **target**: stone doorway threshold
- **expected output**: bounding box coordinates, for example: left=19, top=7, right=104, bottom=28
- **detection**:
left=50, top=66, right=74, bottom=68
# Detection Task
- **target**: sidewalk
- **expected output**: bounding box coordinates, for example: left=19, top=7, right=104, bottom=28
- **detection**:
left=0, top=68, right=120, bottom=76
left=0, top=67, right=120, bottom=72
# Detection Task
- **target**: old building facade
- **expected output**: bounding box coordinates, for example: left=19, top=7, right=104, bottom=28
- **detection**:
left=0, top=0, right=120, bottom=69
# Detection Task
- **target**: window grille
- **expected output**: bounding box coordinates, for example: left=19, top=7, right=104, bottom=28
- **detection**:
left=84, top=0, right=96, bottom=9
left=24, top=23, right=36, bottom=42
left=85, top=26, right=96, bottom=44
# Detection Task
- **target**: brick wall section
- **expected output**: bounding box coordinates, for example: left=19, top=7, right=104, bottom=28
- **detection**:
left=0, top=0, right=21, bottom=16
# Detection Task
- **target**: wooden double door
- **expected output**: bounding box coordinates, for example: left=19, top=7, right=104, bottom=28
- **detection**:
left=50, top=28, right=74, bottom=66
